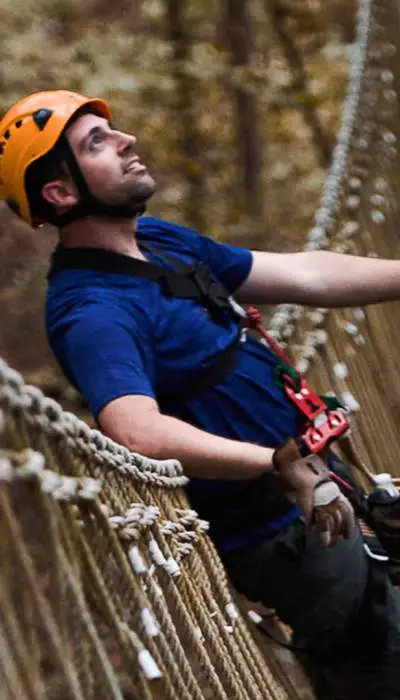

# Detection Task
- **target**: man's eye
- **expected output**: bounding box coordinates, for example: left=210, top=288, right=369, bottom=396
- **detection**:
left=89, top=134, right=104, bottom=148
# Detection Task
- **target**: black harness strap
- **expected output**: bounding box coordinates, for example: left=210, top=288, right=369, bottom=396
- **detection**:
left=49, top=244, right=242, bottom=403
left=49, top=245, right=235, bottom=321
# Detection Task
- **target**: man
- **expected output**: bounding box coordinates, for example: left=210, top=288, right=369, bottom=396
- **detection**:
left=1, top=90, right=400, bottom=699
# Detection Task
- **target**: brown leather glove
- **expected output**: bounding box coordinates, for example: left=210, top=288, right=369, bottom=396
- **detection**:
left=273, top=438, right=355, bottom=548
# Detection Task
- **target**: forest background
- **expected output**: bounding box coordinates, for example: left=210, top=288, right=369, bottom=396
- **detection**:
left=0, top=0, right=356, bottom=416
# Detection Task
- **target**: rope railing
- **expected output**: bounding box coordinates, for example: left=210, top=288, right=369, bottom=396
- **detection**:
left=268, top=0, right=374, bottom=340
left=269, top=0, right=400, bottom=487
left=0, top=357, right=296, bottom=700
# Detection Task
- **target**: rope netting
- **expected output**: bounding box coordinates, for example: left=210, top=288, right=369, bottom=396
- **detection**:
left=1, top=0, right=400, bottom=698
left=0, top=359, right=295, bottom=700
left=269, top=0, right=400, bottom=486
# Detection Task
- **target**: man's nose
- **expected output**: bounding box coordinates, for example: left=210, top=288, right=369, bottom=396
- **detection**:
left=117, top=131, right=136, bottom=153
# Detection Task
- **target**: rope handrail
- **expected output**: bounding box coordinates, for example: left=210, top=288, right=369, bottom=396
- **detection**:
left=0, top=357, right=187, bottom=487
left=269, top=0, right=373, bottom=339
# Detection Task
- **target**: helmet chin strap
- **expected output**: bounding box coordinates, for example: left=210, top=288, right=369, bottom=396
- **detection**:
left=53, top=135, right=147, bottom=227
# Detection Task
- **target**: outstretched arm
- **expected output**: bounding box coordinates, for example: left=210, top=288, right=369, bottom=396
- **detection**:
left=237, top=249, right=400, bottom=307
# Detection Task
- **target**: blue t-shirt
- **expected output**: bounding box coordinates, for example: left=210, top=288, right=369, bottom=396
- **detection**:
left=46, top=216, right=301, bottom=551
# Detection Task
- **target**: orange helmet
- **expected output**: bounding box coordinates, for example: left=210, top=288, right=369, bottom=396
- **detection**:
left=0, top=90, right=111, bottom=226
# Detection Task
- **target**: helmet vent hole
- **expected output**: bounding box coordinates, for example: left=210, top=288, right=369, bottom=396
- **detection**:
left=15, top=120, right=23, bottom=128
left=33, top=108, right=53, bottom=131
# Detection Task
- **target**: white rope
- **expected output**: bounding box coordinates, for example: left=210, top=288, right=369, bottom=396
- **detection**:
left=111, top=504, right=161, bottom=544
left=225, top=602, right=239, bottom=621
left=128, top=546, right=148, bottom=574
left=159, top=507, right=210, bottom=562
left=148, top=538, right=167, bottom=566
left=137, top=648, right=162, bottom=680
left=268, top=0, right=374, bottom=340
left=141, top=608, right=160, bottom=638
left=0, top=447, right=103, bottom=501
left=0, top=357, right=187, bottom=488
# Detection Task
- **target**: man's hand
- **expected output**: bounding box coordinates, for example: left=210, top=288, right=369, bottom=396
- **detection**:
left=273, top=439, right=355, bottom=548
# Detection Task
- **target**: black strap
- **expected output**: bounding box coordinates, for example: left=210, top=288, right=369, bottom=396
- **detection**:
left=49, top=245, right=234, bottom=321
left=158, top=340, right=239, bottom=406
left=49, top=244, right=242, bottom=404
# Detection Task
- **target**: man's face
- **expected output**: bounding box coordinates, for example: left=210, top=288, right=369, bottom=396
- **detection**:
left=65, top=112, right=156, bottom=208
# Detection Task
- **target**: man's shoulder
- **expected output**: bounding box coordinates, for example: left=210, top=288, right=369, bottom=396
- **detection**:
left=137, top=215, right=201, bottom=253
left=137, top=215, right=196, bottom=236
left=46, top=280, right=150, bottom=340
left=46, top=295, right=155, bottom=362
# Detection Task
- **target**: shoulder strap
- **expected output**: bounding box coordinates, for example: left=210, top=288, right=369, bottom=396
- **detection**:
left=49, top=244, right=235, bottom=321
left=49, top=244, right=187, bottom=283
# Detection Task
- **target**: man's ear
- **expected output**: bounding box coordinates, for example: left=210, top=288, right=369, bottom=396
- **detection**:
left=41, top=180, right=78, bottom=210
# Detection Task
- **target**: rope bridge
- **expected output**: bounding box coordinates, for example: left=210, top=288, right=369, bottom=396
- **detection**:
left=0, top=360, right=295, bottom=700
left=1, top=0, right=400, bottom=698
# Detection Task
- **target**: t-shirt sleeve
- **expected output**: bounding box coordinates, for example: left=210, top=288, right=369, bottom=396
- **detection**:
left=195, top=235, right=253, bottom=293
left=58, top=306, right=156, bottom=418
left=142, top=218, right=253, bottom=293
left=176, top=222, right=253, bottom=292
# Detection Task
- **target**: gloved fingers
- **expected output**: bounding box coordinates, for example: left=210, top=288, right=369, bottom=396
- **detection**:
left=313, top=483, right=339, bottom=547
left=318, top=528, right=331, bottom=548
left=296, top=487, right=315, bottom=524
left=314, top=508, right=337, bottom=548
left=314, top=497, right=355, bottom=548
left=332, top=504, right=344, bottom=537
left=315, top=501, right=346, bottom=547
left=334, top=500, right=354, bottom=541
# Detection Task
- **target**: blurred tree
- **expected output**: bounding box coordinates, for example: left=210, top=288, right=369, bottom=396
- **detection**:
left=165, top=0, right=205, bottom=231
left=219, top=0, right=264, bottom=226
left=266, top=0, right=332, bottom=166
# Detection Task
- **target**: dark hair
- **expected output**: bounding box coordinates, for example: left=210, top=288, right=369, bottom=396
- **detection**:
left=25, top=147, right=68, bottom=225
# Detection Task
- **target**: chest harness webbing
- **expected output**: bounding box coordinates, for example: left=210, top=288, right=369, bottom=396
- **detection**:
left=49, top=243, right=349, bottom=456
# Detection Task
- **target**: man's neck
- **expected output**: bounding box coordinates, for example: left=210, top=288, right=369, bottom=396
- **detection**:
left=58, top=216, right=146, bottom=259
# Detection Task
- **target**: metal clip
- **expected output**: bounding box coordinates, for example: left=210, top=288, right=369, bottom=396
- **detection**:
left=301, top=410, right=349, bottom=454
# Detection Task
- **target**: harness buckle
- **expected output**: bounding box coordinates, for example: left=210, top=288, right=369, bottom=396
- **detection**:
left=283, top=377, right=328, bottom=421
left=300, top=409, right=350, bottom=454
left=282, top=376, right=349, bottom=453
left=191, top=264, right=233, bottom=316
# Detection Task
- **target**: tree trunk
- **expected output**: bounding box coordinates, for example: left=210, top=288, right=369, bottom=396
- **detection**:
left=266, top=0, right=333, bottom=167
left=165, top=0, right=205, bottom=230
left=223, top=0, right=263, bottom=221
